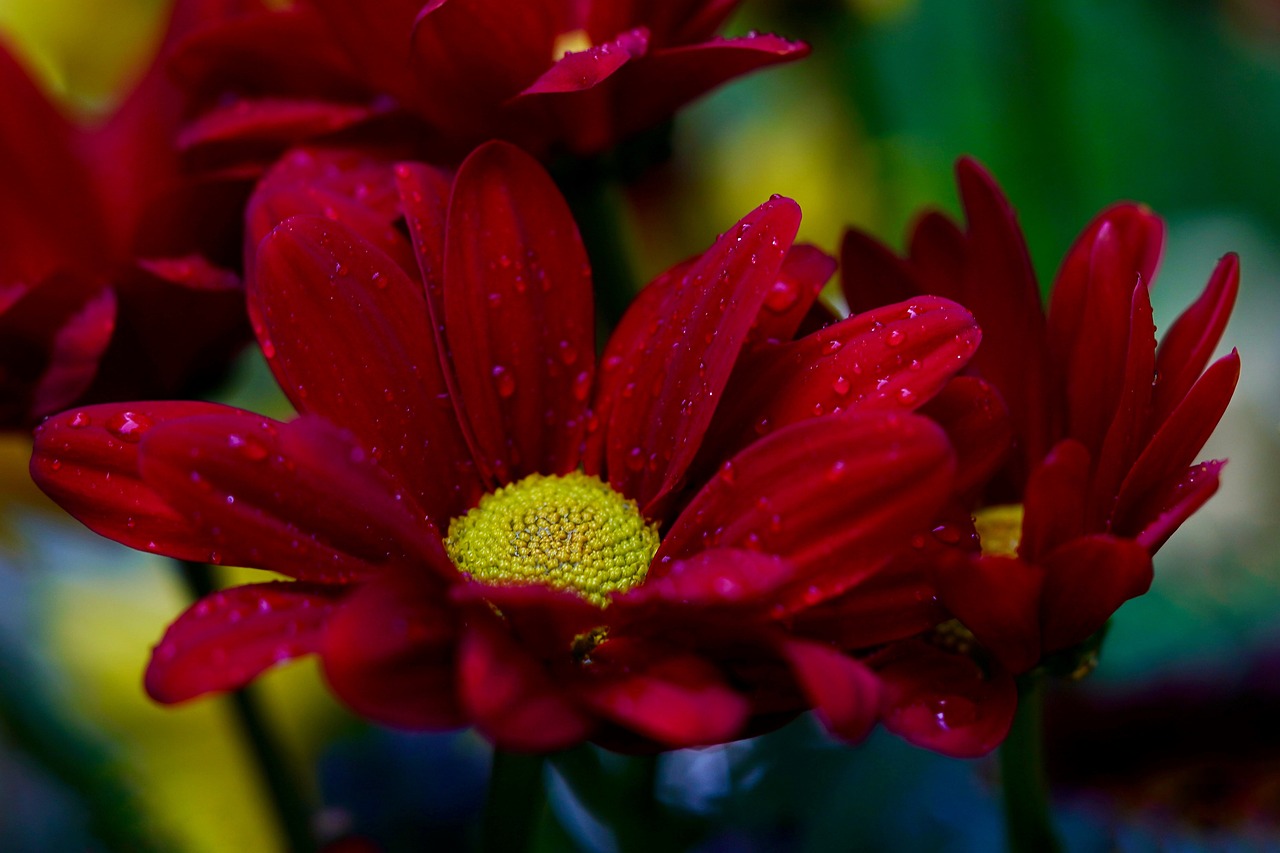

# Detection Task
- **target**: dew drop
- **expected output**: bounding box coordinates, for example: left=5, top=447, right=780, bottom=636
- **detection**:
left=822, top=339, right=843, bottom=355
left=107, top=411, right=152, bottom=443
left=558, top=340, right=579, bottom=365
left=897, top=387, right=917, bottom=406
left=50, top=459, right=62, bottom=471
left=825, top=460, right=847, bottom=482
left=68, top=412, right=91, bottom=429
left=886, top=329, right=906, bottom=347
left=572, top=371, right=591, bottom=401
left=831, top=375, right=851, bottom=396
left=492, top=365, right=517, bottom=398
left=625, top=447, right=645, bottom=472
left=764, top=278, right=800, bottom=312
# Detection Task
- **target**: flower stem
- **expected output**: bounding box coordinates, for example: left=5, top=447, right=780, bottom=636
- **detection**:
left=481, top=750, right=546, bottom=853
left=176, top=560, right=316, bottom=853
left=999, top=675, right=1062, bottom=853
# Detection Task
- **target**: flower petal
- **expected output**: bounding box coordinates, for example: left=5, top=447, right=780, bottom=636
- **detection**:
left=918, top=376, right=1012, bottom=498
left=146, top=582, right=344, bottom=703
left=138, top=413, right=447, bottom=582
left=31, top=401, right=246, bottom=562
left=1020, top=439, right=1091, bottom=562
left=443, top=141, right=594, bottom=483
left=840, top=226, right=922, bottom=315
left=458, top=612, right=596, bottom=752
left=177, top=97, right=380, bottom=154
left=711, top=295, right=979, bottom=457
left=1040, top=534, right=1152, bottom=653
left=931, top=554, right=1044, bottom=675
left=322, top=570, right=464, bottom=729
left=612, top=548, right=795, bottom=621
left=787, top=560, right=948, bottom=648
left=252, top=214, right=482, bottom=523
left=657, top=411, right=954, bottom=580
left=517, top=28, right=649, bottom=95
left=1151, top=253, right=1239, bottom=425
left=876, top=639, right=1017, bottom=758
left=781, top=639, right=883, bottom=743
left=1134, top=460, right=1226, bottom=553
left=605, top=196, right=801, bottom=515
left=1114, top=351, right=1238, bottom=539
left=579, top=641, right=749, bottom=747
left=746, top=243, right=838, bottom=348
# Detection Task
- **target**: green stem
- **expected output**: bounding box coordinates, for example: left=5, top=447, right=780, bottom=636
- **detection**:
left=999, top=676, right=1062, bottom=853
left=481, top=750, right=546, bottom=853
left=176, top=560, right=316, bottom=853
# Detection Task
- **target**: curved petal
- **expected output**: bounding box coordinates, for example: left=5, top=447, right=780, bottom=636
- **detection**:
left=146, top=582, right=344, bottom=703
left=840, top=226, right=922, bottom=315
left=458, top=612, right=596, bottom=752
left=746, top=243, right=838, bottom=348
left=1040, top=534, right=1152, bottom=653
left=657, top=411, right=954, bottom=581
left=611, top=548, right=795, bottom=623
left=177, top=97, right=380, bottom=154
left=711, top=295, right=980, bottom=457
left=786, top=559, right=948, bottom=648
left=605, top=196, right=801, bottom=515
left=252, top=214, right=483, bottom=523
left=781, top=640, right=883, bottom=743
left=931, top=554, right=1044, bottom=675
left=138, top=413, right=448, bottom=581
left=1020, top=439, right=1091, bottom=562
left=1135, top=460, right=1225, bottom=554
left=517, top=28, right=649, bottom=95
left=579, top=640, right=749, bottom=747
left=1152, top=253, right=1239, bottom=425
left=876, top=639, right=1017, bottom=758
left=449, top=582, right=603, bottom=658
left=322, top=569, right=464, bottom=729
left=31, top=401, right=246, bottom=562
left=444, top=141, right=594, bottom=483
left=918, top=377, right=1012, bottom=498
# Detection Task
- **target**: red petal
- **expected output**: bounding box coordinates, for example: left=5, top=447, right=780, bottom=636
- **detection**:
left=1114, top=352, right=1238, bottom=538
left=605, top=196, right=801, bottom=515
left=177, top=97, right=379, bottom=154
left=138, top=413, right=448, bottom=582
left=443, top=141, right=594, bottom=483
left=787, top=554, right=948, bottom=647
left=1152, top=254, right=1239, bottom=425
left=1020, top=439, right=1091, bottom=562
left=252, top=215, right=482, bottom=523
left=840, top=226, right=922, bottom=315
left=31, top=401, right=246, bottom=562
left=713, top=295, right=980, bottom=456
left=1039, top=534, right=1152, bottom=653
left=1048, top=204, right=1164, bottom=457
left=449, top=582, right=603, bottom=658
left=746, top=243, right=838, bottom=348
left=579, top=644, right=749, bottom=747
left=1088, top=281, right=1157, bottom=523
left=944, top=159, right=1057, bottom=469
left=322, top=570, right=464, bottom=729
left=918, top=376, right=1013, bottom=498
left=244, top=147, right=411, bottom=277
left=876, top=639, right=1017, bottom=758
left=782, top=640, right=883, bottom=742
left=657, top=411, right=954, bottom=580
left=146, top=582, right=344, bottom=703
left=932, top=554, right=1044, bottom=674
left=517, top=28, right=649, bottom=95
left=1135, top=460, right=1225, bottom=554
left=458, top=613, right=595, bottom=752
left=309, top=0, right=431, bottom=105
left=612, top=548, right=795, bottom=621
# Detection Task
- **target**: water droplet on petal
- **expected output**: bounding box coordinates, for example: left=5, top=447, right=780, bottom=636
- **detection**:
left=69, top=412, right=91, bottom=429
left=764, top=278, right=799, bottom=312
left=886, top=329, right=906, bottom=347
left=107, top=411, right=152, bottom=442
left=492, top=365, right=517, bottom=398
left=897, top=387, right=917, bottom=406
left=831, top=376, right=851, bottom=396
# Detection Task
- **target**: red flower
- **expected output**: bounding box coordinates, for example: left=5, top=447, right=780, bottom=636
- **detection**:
left=0, top=0, right=255, bottom=428
left=32, top=142, right=985, bottom=752
left=170, top=0, right=808, bottom=164
left=840, top=159, right=1240, bottom=677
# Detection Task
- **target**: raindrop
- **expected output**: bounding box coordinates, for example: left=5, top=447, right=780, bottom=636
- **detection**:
left=831, top=376, right=851, bottom=396
left=572, top=371, right=591, bottom=401
left=822, top=339, right=843, bottom=355
left=68, top=412, right=91, bottom=429
left=825, top=460, right=847, bottom=482
left=492, top=365, right=517, bottom=398
left=764, top=279, right=799, bottom=312
left=106, top=411, right=152, bottom=443
left=897, top=387, right=917, bottom=406
left=886, top=329, right=906, bottom=347
left=625, top=447, right=645, bottom=472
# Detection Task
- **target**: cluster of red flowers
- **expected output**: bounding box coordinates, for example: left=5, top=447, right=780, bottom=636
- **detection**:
left=14, top=0, right=1238, bottom=759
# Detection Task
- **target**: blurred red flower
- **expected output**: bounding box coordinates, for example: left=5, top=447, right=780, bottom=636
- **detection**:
left=841, top=158, right=1240, bottom=678
left=0, top=0, right=259, bottom=427
left=170, top=0, right=808, bottom=164
left=32, top=141, right=987, bottom=752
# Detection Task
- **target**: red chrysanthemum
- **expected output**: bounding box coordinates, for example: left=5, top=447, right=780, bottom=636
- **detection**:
left=840, top=158, right=1240, bottom=678
left=169, top=0, right=808, bottom=165
left=0, top=0, right=255, bottom=428
left=32, top=141, right=989, bottom=752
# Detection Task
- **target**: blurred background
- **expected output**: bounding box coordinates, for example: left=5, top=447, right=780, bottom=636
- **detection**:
left=0, top=0, right=1277, bottom=850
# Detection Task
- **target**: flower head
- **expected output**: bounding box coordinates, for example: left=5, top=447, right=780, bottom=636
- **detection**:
left=840, top=158, right=1240, bottom=680
left=171, top=0, right=808, bottom=164
left=0, top=0, right=255, bottom=427
left=32, top=141, right=986, bottom=751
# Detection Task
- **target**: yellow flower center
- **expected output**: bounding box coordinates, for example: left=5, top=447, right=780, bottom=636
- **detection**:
left=553, top=29, right=593, bottom=60
left=973, top=504, right=1024, bottom=558
left=445, top=472, right=659, bottom=607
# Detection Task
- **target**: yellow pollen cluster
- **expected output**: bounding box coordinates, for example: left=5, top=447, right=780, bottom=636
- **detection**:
left=973, top=504, right=1025, bottom=559
left=445, top=472, right=659, bottom=607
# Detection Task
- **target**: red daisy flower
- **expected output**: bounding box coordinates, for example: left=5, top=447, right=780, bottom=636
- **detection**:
left=0, top=0, right=255, bottom=428
left=32, top=141, right=986, bottom=751
left=169, top=0, right=808, bottom=164
left=840, top=158, right=1240, bottom=678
